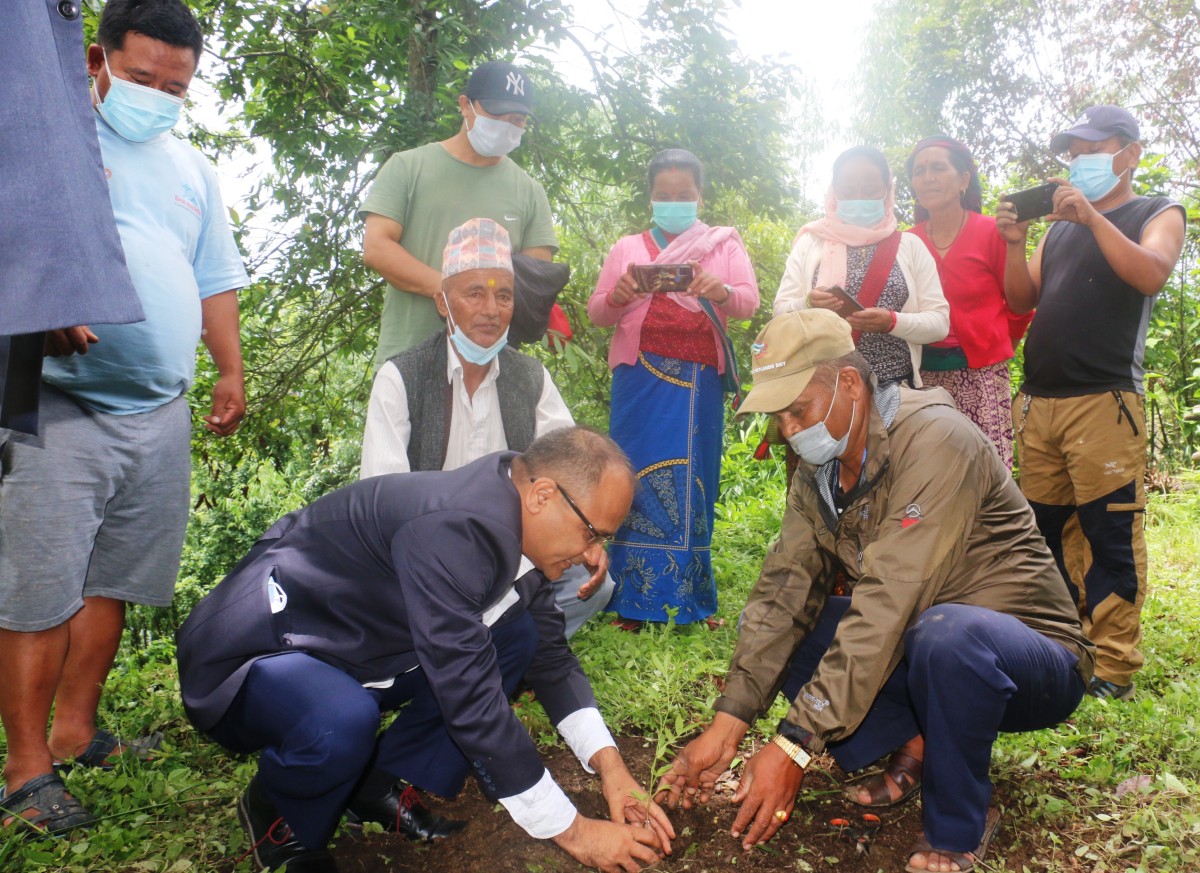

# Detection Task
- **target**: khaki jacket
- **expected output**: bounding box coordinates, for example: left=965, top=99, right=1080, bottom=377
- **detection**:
left=715, top=388, right=1094, bottom=751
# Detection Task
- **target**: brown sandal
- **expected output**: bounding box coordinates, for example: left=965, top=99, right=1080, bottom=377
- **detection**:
left=904, top=807, right=1000, bottom=872
left=842, top=749, right=923, bottom=807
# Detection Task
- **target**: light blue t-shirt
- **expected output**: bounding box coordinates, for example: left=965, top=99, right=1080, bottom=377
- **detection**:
left=42, top=116, right=249, bottom=414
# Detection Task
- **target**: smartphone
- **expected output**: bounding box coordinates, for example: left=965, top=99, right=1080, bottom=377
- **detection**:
left=827, top=285, right=864, bottom=312
left=632, top=264, right=694, bottom=293
left=1003, top=182, right=1059, bottom=223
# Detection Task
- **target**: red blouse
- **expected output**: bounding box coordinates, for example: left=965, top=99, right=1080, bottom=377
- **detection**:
left=635, top=231, right=719, bottom=367
left=907, top=212, right=1033, bottom=369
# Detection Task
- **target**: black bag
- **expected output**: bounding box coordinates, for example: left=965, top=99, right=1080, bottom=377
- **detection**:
left=510, top=253, right=570, bottom=346
left=0, top=333, right=44, bottom=434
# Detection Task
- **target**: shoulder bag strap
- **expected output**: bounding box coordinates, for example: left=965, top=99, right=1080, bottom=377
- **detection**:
left=852, top=231, right=903, bottom=343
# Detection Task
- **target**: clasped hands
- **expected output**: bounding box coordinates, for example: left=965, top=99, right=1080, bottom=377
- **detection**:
left=654, top=713, right=805, bottom=852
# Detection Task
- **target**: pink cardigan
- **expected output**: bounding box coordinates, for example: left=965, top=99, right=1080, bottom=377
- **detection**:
left=586, top=226, right=760, bottom=373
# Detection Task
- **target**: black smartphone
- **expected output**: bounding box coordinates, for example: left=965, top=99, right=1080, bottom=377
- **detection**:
left=632, top=264, right=694, bottom=293
left=1003, top=182, right=1059, bottom=223
left=827, top=285, right=864, bottom=312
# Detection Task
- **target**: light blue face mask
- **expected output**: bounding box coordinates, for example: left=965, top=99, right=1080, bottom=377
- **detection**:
left=95, top=53, right=184, bottom=142
left=786, top=378, right=856, bottom=466
left=1069, top=146, right=1129, bottom=202
left=836, top=199, right=886, bottom=228
left=651, top=200, right=699, bottom=235
left=445, top=306, right=508, bottom=366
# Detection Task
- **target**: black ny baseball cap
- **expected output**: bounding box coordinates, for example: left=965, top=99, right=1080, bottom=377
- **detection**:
left=466, top=61, right=535, bottom=118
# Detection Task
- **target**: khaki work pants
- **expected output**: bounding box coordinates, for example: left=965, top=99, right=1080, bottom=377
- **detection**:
left=1013, top=390, right=1147, bottom=686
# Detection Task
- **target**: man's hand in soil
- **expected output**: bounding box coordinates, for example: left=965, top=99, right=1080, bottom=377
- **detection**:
left=655, top=712, right=748, bottom=810
left=592, top=747, right=675, bottom=855
left=730, top=742, right=804, bottom=851
left=552, top=813, right=665, bottom=872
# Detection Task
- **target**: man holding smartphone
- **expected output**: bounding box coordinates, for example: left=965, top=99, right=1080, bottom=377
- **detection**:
left=997, top=105, right=1186, bottom=701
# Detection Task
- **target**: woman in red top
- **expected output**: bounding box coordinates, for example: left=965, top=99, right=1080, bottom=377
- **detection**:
left=905, top=136, right=1031, bottom=469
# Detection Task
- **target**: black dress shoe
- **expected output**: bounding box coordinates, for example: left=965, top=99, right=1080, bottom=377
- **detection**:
left=238, top=777, right=339, bottom=872
left=346, top=781, right=466, bottom=841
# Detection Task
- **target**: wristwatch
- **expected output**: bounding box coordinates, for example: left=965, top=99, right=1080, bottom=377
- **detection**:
left=771, top=734, right=811, bottom=770
left=721, top=283, right=734, bottom=302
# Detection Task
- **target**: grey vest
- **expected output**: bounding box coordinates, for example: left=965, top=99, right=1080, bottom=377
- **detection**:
left=388, top=332, right=544, bottom=472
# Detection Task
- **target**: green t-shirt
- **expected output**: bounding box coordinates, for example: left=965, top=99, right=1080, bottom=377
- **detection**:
left=359, top=142, right=558, bottom=366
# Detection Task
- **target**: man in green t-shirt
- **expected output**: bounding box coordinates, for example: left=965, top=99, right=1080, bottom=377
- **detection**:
left=359, top=61, right=558, bottom=366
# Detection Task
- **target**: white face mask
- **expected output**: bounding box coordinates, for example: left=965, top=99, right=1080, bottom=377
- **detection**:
left=465, top=104, right=525, bottom=158
left=786, top=378, right=855, bottom=466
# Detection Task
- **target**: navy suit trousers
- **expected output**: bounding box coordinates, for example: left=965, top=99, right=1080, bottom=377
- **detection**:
left=782, top=597, right=1084, bottom=852
left=208, top=610, right=539, bottom=848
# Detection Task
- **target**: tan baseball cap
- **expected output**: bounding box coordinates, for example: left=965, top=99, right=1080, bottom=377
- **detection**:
left=736, top=309, right=855, bottom=416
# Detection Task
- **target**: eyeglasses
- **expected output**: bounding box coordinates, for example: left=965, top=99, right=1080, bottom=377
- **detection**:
left=534, top=478, right=614, bottom=547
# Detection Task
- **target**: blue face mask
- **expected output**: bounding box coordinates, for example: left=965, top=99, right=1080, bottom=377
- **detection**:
left=95, top=53, right=184, bottom=142
left=1069, top=146, right=1129, bottom=202
left=786, top=378, right=856, bottom=466
left=445, top=306, right=508, bottom=366
left=651, top=201, right=699, bottom=235
left=836, top=199, right=886, bottom=228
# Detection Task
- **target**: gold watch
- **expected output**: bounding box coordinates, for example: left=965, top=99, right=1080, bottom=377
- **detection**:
left=771, top=734, right=812, bottom=769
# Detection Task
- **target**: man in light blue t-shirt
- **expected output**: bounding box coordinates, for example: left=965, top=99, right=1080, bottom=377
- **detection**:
left=0, top=0, right=248, bottom=835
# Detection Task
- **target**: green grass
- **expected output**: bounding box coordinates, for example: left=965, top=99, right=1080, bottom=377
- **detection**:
left=3, top=435, right=1198, bottom=870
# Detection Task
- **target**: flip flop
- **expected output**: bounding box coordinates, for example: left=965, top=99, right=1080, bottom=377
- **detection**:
left=842, top=749, right=922, bottom=807
left=0, top=772, right=95, bottom=836
left=904, top=806, right=1000, bottom=873
left=53, top=728, right=163, bottom=773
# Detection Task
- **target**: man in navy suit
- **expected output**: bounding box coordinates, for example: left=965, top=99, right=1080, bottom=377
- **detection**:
left=177, top=427, right=674, bottom=873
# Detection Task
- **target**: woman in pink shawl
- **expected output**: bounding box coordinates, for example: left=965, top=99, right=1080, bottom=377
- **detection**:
left=587, top=149, right=759, bottom=630
left=775, top=145, right=949, bottom=387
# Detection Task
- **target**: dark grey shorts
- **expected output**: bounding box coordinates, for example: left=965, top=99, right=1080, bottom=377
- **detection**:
left=0, top=384, right=191, bottom=630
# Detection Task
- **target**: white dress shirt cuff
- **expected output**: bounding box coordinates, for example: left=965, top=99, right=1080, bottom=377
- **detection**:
left=499, top=768, right=578, bottom=839
left=557, top=707, right=617, bottom=774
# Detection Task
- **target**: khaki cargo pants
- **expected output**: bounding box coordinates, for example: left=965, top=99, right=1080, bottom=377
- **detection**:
left=1013, top=390, right=1147, bottom=686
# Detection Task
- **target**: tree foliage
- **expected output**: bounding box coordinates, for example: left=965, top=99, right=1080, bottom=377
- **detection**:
left=854, top=0, right=1199, bottom=185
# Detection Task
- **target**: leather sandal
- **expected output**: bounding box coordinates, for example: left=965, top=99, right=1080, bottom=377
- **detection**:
left=904, top=807, right=1000, bottom=873
left=53, top=728, right=163, bottom=773
left=0, top=772, right=95, bottom=836
left=842, top=749, right=922, bottom=807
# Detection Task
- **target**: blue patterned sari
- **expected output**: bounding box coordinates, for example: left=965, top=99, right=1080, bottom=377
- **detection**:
left=607, top=351, right=723, bottom=623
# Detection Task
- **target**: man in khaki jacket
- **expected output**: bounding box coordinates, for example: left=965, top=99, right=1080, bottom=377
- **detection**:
left=658, top=309, right=1093, bottom=873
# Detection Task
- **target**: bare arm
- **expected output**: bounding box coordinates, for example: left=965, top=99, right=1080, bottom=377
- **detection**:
left=1073, top=200, right=1186, bottom=296
left=200, top=289, right=244, bottom=436
left=362, top=213, right=442, bottom=299
left=995, top=199, right=1044, bottom=314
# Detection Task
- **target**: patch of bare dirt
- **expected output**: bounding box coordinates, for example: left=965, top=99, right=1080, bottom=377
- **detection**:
left=322, top=735, right=1039, bottom=872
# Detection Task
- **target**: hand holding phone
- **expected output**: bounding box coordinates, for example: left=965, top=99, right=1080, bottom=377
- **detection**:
left=1001, top=182, right=1060, bottom=223
left=826, top=285, right=865, bottom=313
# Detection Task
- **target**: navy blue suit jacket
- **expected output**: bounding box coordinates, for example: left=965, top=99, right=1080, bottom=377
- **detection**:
left=177, top=452, right=597, bottom=799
